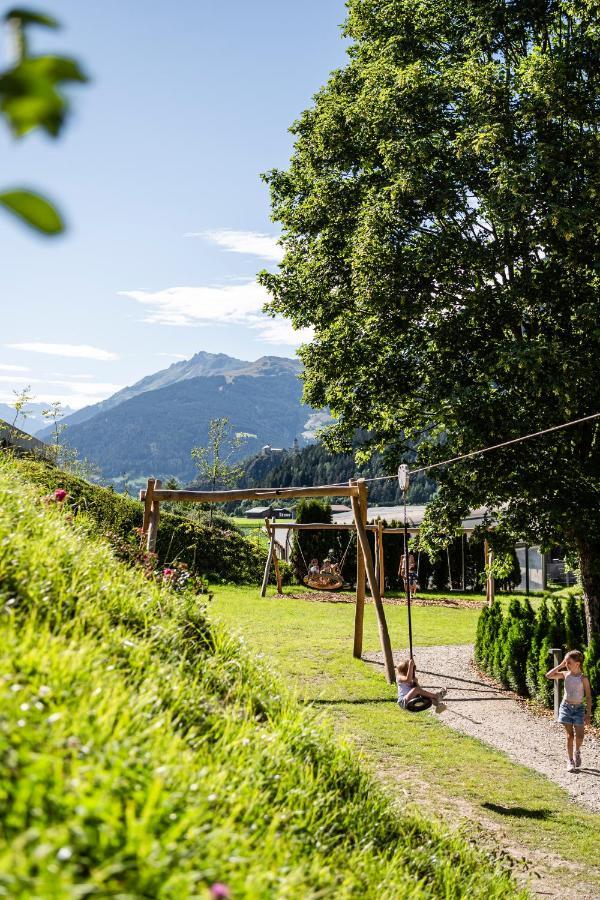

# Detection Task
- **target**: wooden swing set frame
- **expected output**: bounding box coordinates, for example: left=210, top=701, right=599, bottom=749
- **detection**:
left=140, top=476, right=398, bottom=683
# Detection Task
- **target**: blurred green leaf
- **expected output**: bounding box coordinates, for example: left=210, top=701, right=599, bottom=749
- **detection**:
left=0, top=54, right=87, bottom=136
left=21, top=54, right=87, bottom=83
left=4, top=8, right=59, bottom=29
left=0, top=189, right=63, bottom=234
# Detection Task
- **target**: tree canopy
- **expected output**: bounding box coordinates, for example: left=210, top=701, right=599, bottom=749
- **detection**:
left=260, top=0, right=600, bottom=635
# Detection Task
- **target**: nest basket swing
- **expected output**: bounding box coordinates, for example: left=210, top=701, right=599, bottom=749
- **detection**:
left=296, top=530, right=355, bottom=593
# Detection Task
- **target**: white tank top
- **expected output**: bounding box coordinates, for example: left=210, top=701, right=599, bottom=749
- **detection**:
left=564, top=672, right=584, bottom=704
left=397, top=680, right=412, bottom=699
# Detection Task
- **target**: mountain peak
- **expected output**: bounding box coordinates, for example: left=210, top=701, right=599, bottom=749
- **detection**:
left=38, top=350, right=302, bottom=435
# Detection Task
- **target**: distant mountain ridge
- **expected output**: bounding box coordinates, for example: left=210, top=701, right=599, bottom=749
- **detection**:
left=48, top=351, right=323, bottom=487
left=38, top=352, right=301, bottom=437
left=0, top=402, right=74, bottom=436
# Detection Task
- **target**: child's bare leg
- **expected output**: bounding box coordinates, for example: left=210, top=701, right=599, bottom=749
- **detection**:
left=412, top=686, right=441, bottom=703
left=564, top=724, right=574, bottom=760
left=402, top=687, right=420, bottom=704
left=575, top=725, right=585, bottom=750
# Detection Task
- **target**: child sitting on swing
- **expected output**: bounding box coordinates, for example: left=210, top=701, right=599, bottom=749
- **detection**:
left=308, top=558, right=320, bottom=576
left=396, top=658, right=447, bottom=713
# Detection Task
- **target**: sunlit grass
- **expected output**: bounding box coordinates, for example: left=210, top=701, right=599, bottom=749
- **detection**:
left=0, top=455, right=525, bottom=898
left=211, top=585, right=600, bottom=891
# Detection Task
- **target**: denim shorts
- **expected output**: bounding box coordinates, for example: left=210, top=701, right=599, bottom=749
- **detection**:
left=558, top=701, right=586, bottom=727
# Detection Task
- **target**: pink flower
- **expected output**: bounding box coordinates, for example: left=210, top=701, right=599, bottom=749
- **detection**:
left=210, top=885, right=230, bottom=899
left=54, top=489, right=68, bottom=502
left=163, top=568, right=176, bottom=578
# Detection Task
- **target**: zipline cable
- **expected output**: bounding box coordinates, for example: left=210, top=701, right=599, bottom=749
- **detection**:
left=361, top=410, right=600, bottom=483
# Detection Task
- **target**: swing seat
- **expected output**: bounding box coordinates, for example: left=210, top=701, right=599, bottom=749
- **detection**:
left=303, top=573, right=345, bottom=592
left=404, top=696, right=433, bottom=713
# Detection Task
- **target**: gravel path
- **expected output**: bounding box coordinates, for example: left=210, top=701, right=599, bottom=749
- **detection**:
left=364, top=644, right=600, bottom=813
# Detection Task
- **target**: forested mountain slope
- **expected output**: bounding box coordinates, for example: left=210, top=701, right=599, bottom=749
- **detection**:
left=238, top=440, right=436, bottom=504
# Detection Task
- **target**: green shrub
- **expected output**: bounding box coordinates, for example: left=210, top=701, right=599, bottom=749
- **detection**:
left=525, top=597, right=549, bottom=697
left=10, top=455, right=265, bottom=583
left=536, top=638, right=554, bottom=707
left=501, top=601, right=534, bottom=694
left=476, top=591, right=600, bottom=715
left=585, top=634, right=600, bottom=727
left=474, top=601, right=502, bottom=670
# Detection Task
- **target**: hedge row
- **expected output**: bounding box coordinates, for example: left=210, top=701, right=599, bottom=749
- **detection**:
left=475, top=594, right=600, bottom=724
left=12, top=456, right=266, bottom=583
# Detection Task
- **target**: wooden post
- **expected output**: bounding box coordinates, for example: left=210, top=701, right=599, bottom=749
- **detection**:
left=550, top=647, right=563, bottom=719
left=353, top=479, right=396, bottom=684
left=271, top=520, right=283, bottom=593
left=142, top=477, right=155, bottom=540
left=374, top=520, right=380, bottom=590
left=261, top=517, right=276, bottom=597
left=378, top=519, right=385, bottom=597
left=146, top=479, right=161, bottom=552
left=273, top=553, right=283, bottom=594
left=352, top=478, right=366, bottom=659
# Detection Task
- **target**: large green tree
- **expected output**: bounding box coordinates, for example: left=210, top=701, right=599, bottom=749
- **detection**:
left=260, top=0, right=600, bottom=638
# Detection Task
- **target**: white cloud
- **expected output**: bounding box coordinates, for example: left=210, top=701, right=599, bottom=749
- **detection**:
left=0, top=375, right=38, bottom=385
left=157, top=352, right=187, bottom=359
left=0, top=363, right=29, bottom=372
left=186, top=229, right=284, bottom=263
left=50, top=372, right=95, bottom=380
left=120, top=280, right=267, bottom=327
left=257, top=318, right=313, bottom=346
left=6, top=342, right=119, bottom=361
left=120, top=279, right=311, bottom=347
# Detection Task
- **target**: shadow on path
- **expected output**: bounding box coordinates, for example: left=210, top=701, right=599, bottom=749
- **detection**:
left=482, top=802, right=552, bottom=820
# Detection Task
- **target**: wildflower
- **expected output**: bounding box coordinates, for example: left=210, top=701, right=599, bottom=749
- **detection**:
left=54, top=489, right=68, bottom=502
left=163, top=567, right=176, bottom=579
left=210, top=884, right=230, bottom=899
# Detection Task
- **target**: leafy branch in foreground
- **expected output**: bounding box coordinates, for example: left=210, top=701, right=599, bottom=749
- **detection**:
left=0, top=6, right=88, bottom=234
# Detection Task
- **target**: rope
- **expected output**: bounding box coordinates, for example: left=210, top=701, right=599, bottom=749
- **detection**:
left=402, top=487, right=414, bottom=661
left=338, top=531, right=355, bottom=573
left=362, top=410, right=600, bottom=483
left=294, top=533, right=310, bottom=573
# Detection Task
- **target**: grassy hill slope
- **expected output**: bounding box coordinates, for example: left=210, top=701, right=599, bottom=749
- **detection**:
left=0, top=454, right=524, bottom=898
left=13, top=456, right=265, bottom=584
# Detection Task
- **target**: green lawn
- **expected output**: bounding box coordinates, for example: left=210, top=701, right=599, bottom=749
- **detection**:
left=211, top=584, right=600, bottom=896
left=0, top=457, right=528, bottom=898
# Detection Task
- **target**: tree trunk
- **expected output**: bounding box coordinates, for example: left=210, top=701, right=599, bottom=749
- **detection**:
left=577, top=536, right=600, bottom=642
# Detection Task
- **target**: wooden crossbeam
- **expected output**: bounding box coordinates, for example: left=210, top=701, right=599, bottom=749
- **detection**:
left=139, top=484, right=358, bottom=503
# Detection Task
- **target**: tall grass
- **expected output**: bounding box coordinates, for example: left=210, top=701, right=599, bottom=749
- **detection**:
left=0, top=455, right=525, bottom=898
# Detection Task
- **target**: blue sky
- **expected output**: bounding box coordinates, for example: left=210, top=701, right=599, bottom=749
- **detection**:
left=1, top=0, right=348, bottom=409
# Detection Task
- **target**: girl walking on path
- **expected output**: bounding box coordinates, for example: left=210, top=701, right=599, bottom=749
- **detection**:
left=546, top=650, right=593, bottom=772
